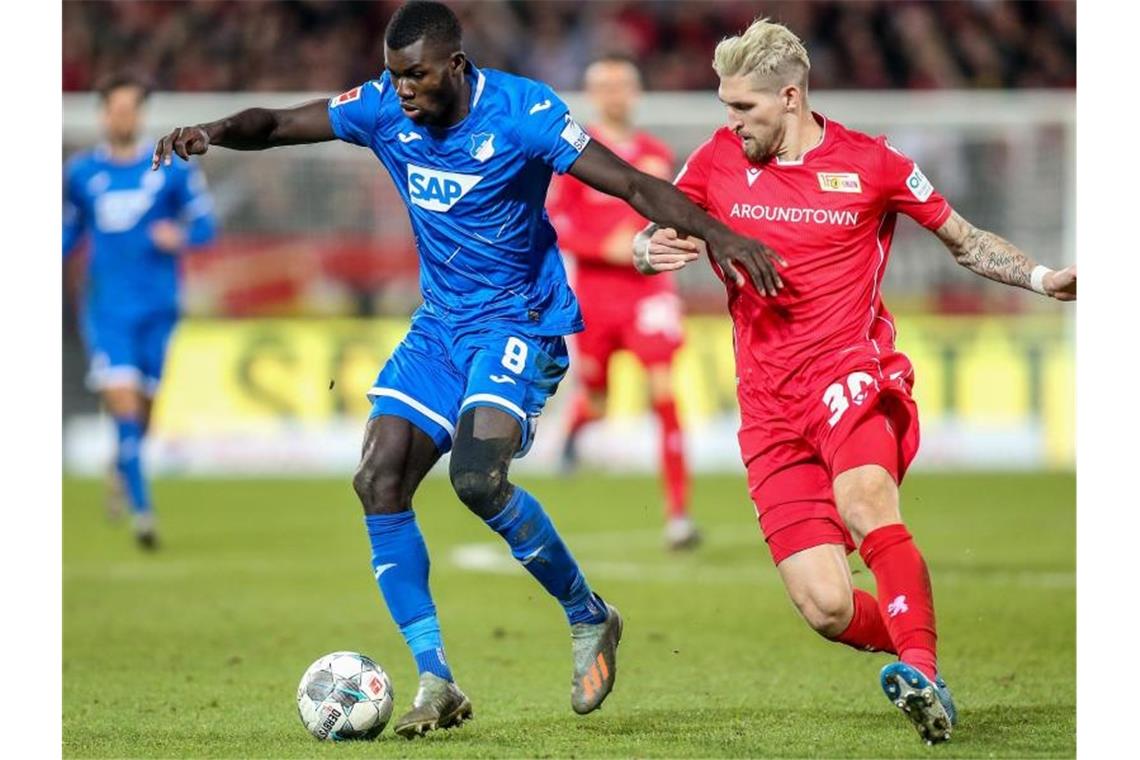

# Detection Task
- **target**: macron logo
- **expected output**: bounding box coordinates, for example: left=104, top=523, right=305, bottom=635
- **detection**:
left=398, top=131, right=423, bottom=143
left=529, top=99, right=552, bottom=114
left=407, top=163, right=483, bottom=212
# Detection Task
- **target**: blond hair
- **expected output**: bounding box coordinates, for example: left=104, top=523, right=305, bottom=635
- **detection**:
left=713, top=17, right=810, bottom=90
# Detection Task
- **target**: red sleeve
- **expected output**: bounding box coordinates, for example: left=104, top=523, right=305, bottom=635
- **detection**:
left=637, top=133, right=675, bottom=179
left=547, top=173, right=609, bottom=262
left=674, top=134, right=716, bottom=210
left=877, top=137, right=952, bottom=230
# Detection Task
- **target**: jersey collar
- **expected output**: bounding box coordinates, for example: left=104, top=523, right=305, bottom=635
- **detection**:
left=774, top=112, right=828, bottom=167
left=469, top=62, right=486, bottom=111
left=424, top=61, right=485, bottom=133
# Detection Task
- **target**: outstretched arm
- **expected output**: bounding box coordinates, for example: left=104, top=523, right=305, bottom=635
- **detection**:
left=152, top=99, right=335, bottom=168
left=935, top=210, right=1076, bottom=301
left=568, top=140, right=785, bottom=296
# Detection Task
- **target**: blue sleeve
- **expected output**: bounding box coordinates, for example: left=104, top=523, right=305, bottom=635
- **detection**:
left=175, top=161, right=217, bottom=249
left=327, top=79, right=384, bottom=147
left=512, top=82, right=591, bottom=174
left=62, top=160, right=87, bottom=258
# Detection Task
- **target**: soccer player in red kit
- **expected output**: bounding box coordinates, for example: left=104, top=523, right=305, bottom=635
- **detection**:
left=633, top=19, right=1075, bottom=745
left=548, top=55, right=697, bottom=550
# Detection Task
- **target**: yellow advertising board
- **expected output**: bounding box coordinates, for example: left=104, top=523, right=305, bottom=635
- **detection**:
left=154, top=315, right=1073, bottom=467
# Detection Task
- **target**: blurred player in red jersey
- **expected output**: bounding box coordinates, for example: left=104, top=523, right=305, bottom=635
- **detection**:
left=548, top=55, right=697, bottom=550
left=633, top=19, right=1075, bottom=745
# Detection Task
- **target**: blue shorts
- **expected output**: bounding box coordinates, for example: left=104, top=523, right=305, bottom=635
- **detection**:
left=367, top=309, right=570, bottom=458
left=80, top=310, right=179, bottom=397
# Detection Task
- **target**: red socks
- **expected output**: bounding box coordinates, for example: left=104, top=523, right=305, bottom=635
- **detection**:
left=834, top=588, right=896, bottom=653
left=653, top=399, right=689, bottom=518
left=568, top=393, right=689, bottom=520
left=859, top=523, right=939, bottom=679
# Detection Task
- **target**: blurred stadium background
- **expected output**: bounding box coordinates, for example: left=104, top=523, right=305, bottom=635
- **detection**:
left=61, top=0, right=1075, bottom=478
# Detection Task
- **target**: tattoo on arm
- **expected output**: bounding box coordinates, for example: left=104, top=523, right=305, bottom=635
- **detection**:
left=936, top=211, right=1036, bottom=290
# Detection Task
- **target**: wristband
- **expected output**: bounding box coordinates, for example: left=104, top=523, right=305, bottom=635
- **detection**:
left=633, top=234, right=652, bottom=272
left=1029, top=265, right=1053, bottom=295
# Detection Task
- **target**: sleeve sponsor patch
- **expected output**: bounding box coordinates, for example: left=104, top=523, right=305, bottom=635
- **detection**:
left=905, top=164, right=934, bottom=202
left=559, top=117, right=590, bottom=153
left=330, top=86, right=362, bottom=108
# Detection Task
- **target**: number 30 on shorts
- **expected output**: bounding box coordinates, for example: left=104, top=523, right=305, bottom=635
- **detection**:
left=821, top=371, right=875, bottom=427
left=500, top=337, right=529, bottom=374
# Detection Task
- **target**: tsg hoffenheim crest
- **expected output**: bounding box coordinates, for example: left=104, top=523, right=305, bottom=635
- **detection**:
left=470, top=132, right=496, bottom=162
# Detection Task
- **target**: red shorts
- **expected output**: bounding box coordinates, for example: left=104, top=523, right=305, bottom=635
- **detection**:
left=574, top=289, right=683, bottom=391
left=739, top=352, right=921, bottom=565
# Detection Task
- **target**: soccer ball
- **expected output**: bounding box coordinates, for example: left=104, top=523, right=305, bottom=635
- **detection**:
left=296, top=651, right=394, bottom=741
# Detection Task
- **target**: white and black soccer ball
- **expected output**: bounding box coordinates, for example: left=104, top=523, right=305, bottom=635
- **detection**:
left=296, top=651, right=394, bottom=741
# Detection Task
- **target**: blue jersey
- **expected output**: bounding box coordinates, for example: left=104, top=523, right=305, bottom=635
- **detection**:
left=327, top=62, right=592, bottom=336
left=63, top=144, right=216, bottom=319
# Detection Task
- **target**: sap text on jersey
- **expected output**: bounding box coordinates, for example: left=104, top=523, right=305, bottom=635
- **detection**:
left=730, top=204, right=859, bottom=226
left=406, top=163, right=484, bottom=213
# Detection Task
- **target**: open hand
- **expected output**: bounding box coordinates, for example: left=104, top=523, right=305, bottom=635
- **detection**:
left=704, top=228, right=786, bottom=296
left=635, top=227, right=702, bottom=274
left=149, top=220, right=186, bottom=253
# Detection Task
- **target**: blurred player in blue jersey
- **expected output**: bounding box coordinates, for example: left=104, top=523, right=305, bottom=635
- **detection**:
left=153, top=0, right=784, bottom=736
left=64, top=74, right=216, bottom=550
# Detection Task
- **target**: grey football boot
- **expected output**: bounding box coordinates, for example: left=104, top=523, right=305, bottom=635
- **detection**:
left=570, top=601, right=623, bottom=714
left=392, top=672, right=473, bottom=739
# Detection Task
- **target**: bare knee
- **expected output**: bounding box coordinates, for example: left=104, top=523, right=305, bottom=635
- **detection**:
left=777, top=544, right=855, bottom=638
left=448, top=410, right=518, bottom=520
left=103, top=386, right=143, bottom=419
left=449, top=463, right=509, bottom=520
left=352, top=459, right=408, bottom=515
left=834, top=465, right=900, bottom=545
left=584, top=388, right=607, bottom=418
left=791, top=584, right=854, bottom=638
left=646, top=365, right=674, bottom=405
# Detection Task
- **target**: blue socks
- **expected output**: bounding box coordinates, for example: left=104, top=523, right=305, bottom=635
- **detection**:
left=484, top=487, right=606, bottom=625
left=364, top=511, right=453, bottom=682
left=363, top=489, right=604, bottom=684
left=113, top=416, right=151, bottom=515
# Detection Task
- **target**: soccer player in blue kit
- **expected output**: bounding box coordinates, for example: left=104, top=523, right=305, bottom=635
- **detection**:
left=65, top=74, right=216, bottom=550
left=153, top=1, right=784, bottom=736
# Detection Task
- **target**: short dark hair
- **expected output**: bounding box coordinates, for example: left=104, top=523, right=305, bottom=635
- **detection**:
left=590, top=53, right=641, bottom=73
left=385, top=1, right=462, bottom=51
left=586, top=53, right=643, bottom=85
left=97, top=71, right=152, bottom=102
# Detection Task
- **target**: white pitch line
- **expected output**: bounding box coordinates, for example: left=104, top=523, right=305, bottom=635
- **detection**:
left=449, top=527, right=1075, bottom=589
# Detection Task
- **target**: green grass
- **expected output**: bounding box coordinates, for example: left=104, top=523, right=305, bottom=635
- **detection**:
left=63, top=472, right=1075, bottom=758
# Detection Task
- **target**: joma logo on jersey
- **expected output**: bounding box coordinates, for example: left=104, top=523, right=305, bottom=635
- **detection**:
left=406, top=163, right=483, bottom=212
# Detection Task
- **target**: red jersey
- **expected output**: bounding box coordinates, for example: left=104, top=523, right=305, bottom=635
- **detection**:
left=548, top=126, right=677, bottom=299
left=674, top=114, right=952, bottom=401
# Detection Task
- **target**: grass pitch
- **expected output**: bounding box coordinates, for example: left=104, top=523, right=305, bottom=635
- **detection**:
left=63, top=472, right=1074, bottom=758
